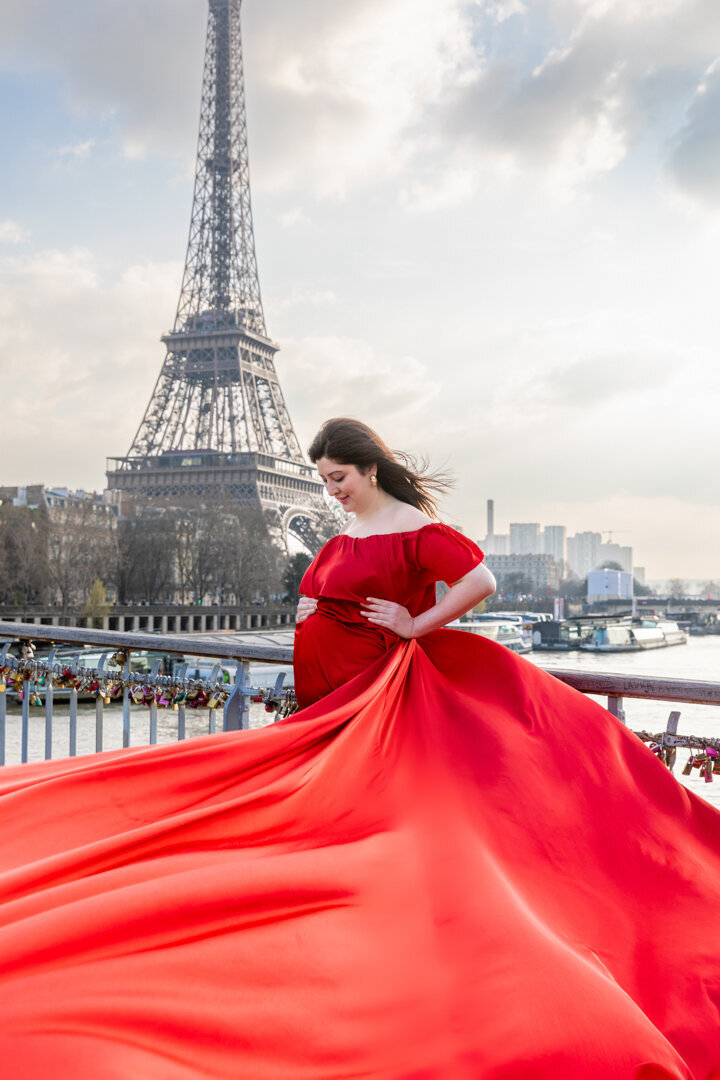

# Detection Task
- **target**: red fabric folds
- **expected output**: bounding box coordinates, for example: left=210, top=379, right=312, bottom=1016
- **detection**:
left=0, top=524, right=719, bottom=1078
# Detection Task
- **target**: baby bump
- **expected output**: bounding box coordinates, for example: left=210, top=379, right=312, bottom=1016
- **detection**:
left=294, top=606, right=395, bottom=709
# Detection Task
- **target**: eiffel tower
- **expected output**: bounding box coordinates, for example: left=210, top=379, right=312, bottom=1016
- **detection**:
left=106, top=0, right=329, bottom=551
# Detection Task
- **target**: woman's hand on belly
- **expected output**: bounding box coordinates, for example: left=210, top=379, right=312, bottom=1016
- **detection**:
left=360, top=597, right=415, bottom=639
left=296, top=595, right=319, bottom=624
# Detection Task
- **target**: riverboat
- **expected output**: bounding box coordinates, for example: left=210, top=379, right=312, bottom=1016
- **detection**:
left=580, top=618, right=687, bottom=653
left=448, top=617, right=532, bottom=654
left=532, top=620, right=589, bottom=651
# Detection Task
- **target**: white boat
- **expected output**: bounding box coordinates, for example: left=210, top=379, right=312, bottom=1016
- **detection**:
left=580, top=619, right=687, bottom=653
left=447, top=618, right=532, bottom=653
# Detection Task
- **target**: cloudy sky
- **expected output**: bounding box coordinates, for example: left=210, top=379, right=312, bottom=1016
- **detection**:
left=2, top=0, right=720, bottom=578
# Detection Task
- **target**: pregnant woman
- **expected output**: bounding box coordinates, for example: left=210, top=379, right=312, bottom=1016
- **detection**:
left=0, top=417, right=719, bottom=1079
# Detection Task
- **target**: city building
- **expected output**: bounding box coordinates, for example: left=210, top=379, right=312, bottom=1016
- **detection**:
left=566, top=532, right=602, bottom=579
left=509, top=523, right=541, bottom=555
left=543, top=526, right=566, bottom=573
left=484, top=553, right=562, bottom=595
left=587, top=569, right=633, bottom=603
left=597, top=542, right=633, bottom=574
left=483, top=533, right=508, bottom=555
left=481, top=503, right=638, bottom=583
left=0, top=486, right=114, bottom=517
left=0, top=485, right=47, bottom=509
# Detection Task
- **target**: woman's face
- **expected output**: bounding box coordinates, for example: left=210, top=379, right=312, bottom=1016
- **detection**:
left=315, top=457, right=374, bottom=513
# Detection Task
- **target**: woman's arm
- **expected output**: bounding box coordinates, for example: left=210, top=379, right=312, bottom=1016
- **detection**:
left=361, top=562, right=496, bottom=640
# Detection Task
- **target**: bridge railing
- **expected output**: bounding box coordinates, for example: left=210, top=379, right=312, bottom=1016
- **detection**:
left=1, top=622, right=720, bottom=769
left=0, top=622, right=294, bottom=766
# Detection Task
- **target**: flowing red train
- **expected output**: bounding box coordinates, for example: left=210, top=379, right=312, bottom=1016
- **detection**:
left=0, top=524, right=719, bottom=1078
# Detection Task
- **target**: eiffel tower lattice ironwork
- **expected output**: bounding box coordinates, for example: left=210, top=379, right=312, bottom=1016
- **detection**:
left=106, top=0, right=329, bottom=551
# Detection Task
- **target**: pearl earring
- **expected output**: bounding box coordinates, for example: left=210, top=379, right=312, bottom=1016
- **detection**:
left=370, top=474, right=377, bottom=486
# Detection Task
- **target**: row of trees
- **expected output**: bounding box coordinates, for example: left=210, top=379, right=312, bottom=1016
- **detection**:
left=0, top=501, right=314, bottom=613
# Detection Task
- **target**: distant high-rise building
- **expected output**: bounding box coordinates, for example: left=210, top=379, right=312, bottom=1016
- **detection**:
left=567, top=531, right=602, bottom=579
left=597, top=542, right=633, bottom=574
left=634, top=567, right=646, bottom=585
left=484, top=553, right=561, bottom=594
left=510, top=523, right=540, bottom=555
left=487, top=499, right=495, bottom=540
left=543, top=526, right=566, bottom=571
left=483, top=533, right=508, bottom=555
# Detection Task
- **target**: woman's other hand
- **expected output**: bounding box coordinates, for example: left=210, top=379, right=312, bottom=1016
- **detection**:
left=361, top=598, right=415, bottom=639
left=296, top=596, right=319, bottom=624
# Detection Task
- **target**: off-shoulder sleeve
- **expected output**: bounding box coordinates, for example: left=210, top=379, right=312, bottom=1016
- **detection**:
left=414, top=523, right=484, bottom=585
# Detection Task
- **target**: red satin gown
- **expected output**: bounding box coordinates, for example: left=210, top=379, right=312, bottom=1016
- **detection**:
left=1, top=522, right=720, bottom=1079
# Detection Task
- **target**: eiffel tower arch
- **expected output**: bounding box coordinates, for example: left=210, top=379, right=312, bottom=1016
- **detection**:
left=106, top=0, right=331, bottom=552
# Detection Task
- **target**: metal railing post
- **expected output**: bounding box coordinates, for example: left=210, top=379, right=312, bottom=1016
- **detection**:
left=149, top=659, right=162, bottom=745
left=21, top=674, right=30, bottom=764
left=224, top=661, right=250, bottom=731
left=607, top=695, right=626, bottom=724
left=0, top=643, right=9, bottom=767
left=44, top=646, right=58, bottom=760
left=122, top=650, right=132, bottom=749
left=69, top=651, right=81, bottom=757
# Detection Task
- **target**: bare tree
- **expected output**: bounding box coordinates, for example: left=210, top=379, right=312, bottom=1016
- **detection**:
left=47, top=503, right=116, bottom=614
left=0, top=505, right=49, bottom=607
left=116, top=508, right=177, bottom=604
left=221, top=507, right=282, bottom=603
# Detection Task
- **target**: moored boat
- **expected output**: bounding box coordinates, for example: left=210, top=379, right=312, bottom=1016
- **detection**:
left=532, top=620, right=588, bottom=651
left=580, top=618, right=687, bottom=653
left=447, top=617, right=532, bottom=653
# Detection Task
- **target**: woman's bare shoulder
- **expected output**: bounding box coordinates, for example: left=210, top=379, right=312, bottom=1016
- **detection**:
left=389, top=505, right=435, bottom=531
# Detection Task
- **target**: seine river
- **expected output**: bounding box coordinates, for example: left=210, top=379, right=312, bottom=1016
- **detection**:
left=3, top=635, right=720, bottom=809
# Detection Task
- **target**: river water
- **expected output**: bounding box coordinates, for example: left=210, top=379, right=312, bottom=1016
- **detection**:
left=3, top=636, right=720, bottom=808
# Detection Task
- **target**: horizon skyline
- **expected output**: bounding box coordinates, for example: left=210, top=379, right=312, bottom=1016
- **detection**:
left=2, top=1, right=720, bottom=578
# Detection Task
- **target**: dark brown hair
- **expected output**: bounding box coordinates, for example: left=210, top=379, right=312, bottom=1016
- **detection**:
left=308, top=417, right=451, bottom=517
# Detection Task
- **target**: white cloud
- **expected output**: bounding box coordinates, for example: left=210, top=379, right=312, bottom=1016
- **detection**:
left=0, top=220, right=29, bottom=245
left=0, top=244, right=181, bottom=486
left=278, top=335, right=441, bottom=442
left=278, top=208, right=310, bottom=227
left=2, top=0, right=718, bottom=205
left=248, top=0, right=478, bottom=196
left=490, top=1, right=528, bottom=24
left=668, top=57, right=720, bottom=207
left=56, top=138, right=95, bottom=158
left=271, top=290, right=337, bottom=312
